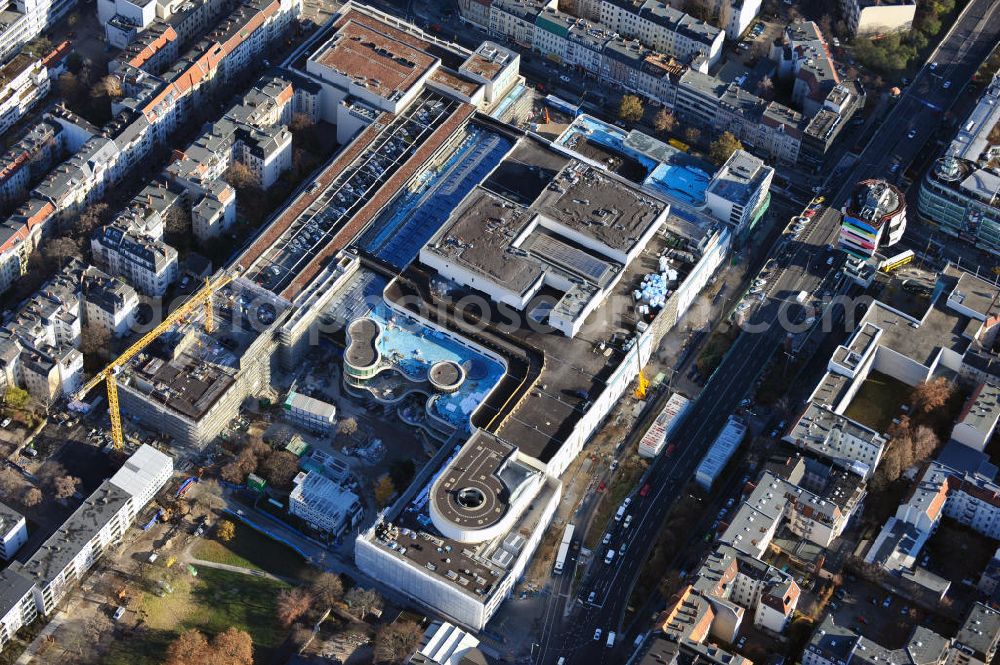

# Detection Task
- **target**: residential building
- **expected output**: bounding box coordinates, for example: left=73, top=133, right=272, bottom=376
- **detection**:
left=288, top=471, right=362, bottom=538
left=16, top=482, right=133, bottom=614
left=282, top=390, right=337, bottom=432
left=690, top=543, right=801, bottom=640
left=918, top=72, right=1000, bottom=255
left=0, top=0, right=302, bottom=299
left=839, top=0, right=915, bottom=35
left=0, top=53, right=50, bottom=137
left=165, top=73, right=299, bottom=241
left=950, top=603, right=1000, bottom=665
left=0, top=502, right=27, bottom=560
left=598, top=0, right=724, bottom=66
left=951, top=382, right=1000, bottom=452
left=719, top=0, right=761, bottom=40
left=0, top=0, right=78, bottom=64
left=107, top=443, right=173, bottom=518
left=774, top=20, right=838, bottom=116
left=0, top=120, right=66, bottom=211
left=722, top=460, right=866, bottom=557
left=92, top=224, right=178, bottom=296
left=804, top=615, right=950, bottom=665
left=82, top=268, right=140, bottom=338
left=0, top=569, right=36, bottom=653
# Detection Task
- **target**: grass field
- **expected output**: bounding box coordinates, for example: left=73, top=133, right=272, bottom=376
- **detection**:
left=843, top=371, right=911, bottom=433
left=102, top=568, right=291, bottom=665
left=190, top=521, right=315, bottom=581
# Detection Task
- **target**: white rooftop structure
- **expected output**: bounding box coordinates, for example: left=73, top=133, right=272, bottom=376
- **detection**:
left=107, top=443, right=173, bottom=518
left=695, top=416, right=746, bottom=489
left=411, top=621, right=481, bottom=665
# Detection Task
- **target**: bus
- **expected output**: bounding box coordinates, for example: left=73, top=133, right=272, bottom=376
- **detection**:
left=553, top=523, right=575, bottom=574
left=879, top=249, right=915, bottom=273
left=667, top=138, right=690, bottom=152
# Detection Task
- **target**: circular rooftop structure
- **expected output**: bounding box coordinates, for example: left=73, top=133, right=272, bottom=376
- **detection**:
left=345, top=318, right=381, bottom=377
left=429, top=359, right=465, bottom=393
left=429, top=433, right=523, bottom=543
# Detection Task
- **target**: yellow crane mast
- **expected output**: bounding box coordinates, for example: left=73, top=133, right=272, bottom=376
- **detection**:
left=77, top=272, right=234, bottom=450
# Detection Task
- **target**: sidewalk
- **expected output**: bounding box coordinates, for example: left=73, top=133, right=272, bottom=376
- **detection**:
left=14, top=611, right=67, bottom=665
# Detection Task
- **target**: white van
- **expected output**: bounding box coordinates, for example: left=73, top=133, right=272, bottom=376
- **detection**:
left=113, top=606, right=126, bottom=621
left=606, top=631, right=616, bottom=647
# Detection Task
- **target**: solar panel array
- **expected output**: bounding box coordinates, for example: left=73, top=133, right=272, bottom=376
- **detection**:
left=527, top=233, right=613, bottom=283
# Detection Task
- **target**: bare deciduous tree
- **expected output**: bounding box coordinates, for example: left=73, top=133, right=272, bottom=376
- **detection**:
left=310, top=572, right=344, bottom=610
left=53, top=475, right=81, bottom=500
left=259, top=450, right=299, bottom=489
left=276, top=587, right=314, bottom=627
left=344, top=586, right=383, bottom=620
left=374, top=621, right=424, bottom=664
left=22, top=487, right=42, bottom=507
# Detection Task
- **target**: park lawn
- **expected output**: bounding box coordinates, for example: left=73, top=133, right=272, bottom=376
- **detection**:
left=102, top=568, right=291, bottom=665
left=190, top=520, right=315, bottom=581
left=843, top=371, right=911, bottom=433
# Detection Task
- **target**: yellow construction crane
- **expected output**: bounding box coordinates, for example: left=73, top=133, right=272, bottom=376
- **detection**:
left=77, top=272, right=234, bottom=450
left=634, top=370, right=650, bottom=399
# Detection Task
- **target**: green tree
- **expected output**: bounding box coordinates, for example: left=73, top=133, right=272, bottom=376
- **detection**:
left=4, top=386, right=29, bottom=410
left=708, top=131, right=743, bottom=166
left=618, top=95, right=644, bottom=123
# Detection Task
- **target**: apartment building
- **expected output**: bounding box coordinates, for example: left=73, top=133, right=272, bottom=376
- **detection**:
left=839, top=0, right=915, bottom=36
left=0, top=52, right=50, bottom=136
left=164, top=73, right=297, bottom=241
left=722, top=457, right=866, bottom=558
left=773, top=20, right=838, bottom=116
left=288, top=471, right=363, bottom=538
left=0, top=261, right=106, bottom=403
left=82, top=268, right=140, bottom=338
left=598, top=0, right=724, bottom=65
left=0, top=503, right=27, bottom=560
left=11, top=445, right=172, bottom=617
left=0, top=120, right=66, bottom=210
left=719, top=0, right=761, bottom=39
left=0, top=0, right=302, bottom=299
left=92, top=224, right=178, bottom=296
left=0, top=0, right=77, bottom=64
left=691, top=543, right=801, bottom=639
left=805, top=604, right=999, bottom=665
left=0, top=569, right=36, bottom=653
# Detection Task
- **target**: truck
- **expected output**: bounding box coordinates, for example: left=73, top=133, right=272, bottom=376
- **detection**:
left=553, top=523, right=575, bottom=574
left=796, top=290, right=809, bottom=304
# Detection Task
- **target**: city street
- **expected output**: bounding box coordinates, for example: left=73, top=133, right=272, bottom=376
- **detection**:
left=528, top=1, right=1000, bottom=660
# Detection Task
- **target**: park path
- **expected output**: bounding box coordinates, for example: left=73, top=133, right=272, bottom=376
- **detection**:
left=184, top=556, right=299, bottom=585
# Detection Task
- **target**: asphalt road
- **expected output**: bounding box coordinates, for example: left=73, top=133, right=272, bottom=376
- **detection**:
left=534, top=2, right=1000, bottom=661
left=828, top=0, right=1000, bottom=207
left=537, top=199, right=844, bottom=664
